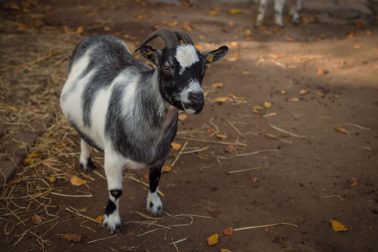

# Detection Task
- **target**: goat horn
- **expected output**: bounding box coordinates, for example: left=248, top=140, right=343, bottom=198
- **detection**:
left=135, top=28, right=179, bottom=51
left=175, top=30, right=194, bottom=45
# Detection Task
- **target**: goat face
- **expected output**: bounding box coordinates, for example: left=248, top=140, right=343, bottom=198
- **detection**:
left=141, top=43, right=228, bottom=114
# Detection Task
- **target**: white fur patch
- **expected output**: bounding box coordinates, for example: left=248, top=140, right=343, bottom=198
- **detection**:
left=103, top=209, right=121, bottom=233
left=119, top=70, right=140, bottom=118
left=146, top=191, right=163, bottom=216
left=175, top=45, right=199, bottom=75
left=180, top=79, right=202, bottom=104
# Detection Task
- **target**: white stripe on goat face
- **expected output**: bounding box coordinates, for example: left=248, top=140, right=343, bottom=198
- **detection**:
left=175, top=45, right=199, bottom=75
left=180, top=79, right=202, bottom=114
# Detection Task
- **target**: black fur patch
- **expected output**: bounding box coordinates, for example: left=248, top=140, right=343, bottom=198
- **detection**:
left=149, top=164, right=163, bottom=193
left=105, top=199, right=116, bottom=215
left=110, top=189, right=122, bottom=200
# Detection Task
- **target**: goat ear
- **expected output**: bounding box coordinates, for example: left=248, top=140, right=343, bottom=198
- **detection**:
left=139, top=46, right=162, bottom=66
left=204, top=46, right=229, bottom=64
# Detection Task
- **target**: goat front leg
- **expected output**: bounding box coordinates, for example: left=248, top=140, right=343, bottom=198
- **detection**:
left=103, top=152, right=123, bottom=234
left=256, top=0, right=268, bottom=27
left=146, top=159, right=164, bottom=216
left=274, top=0, right=286, bottom=27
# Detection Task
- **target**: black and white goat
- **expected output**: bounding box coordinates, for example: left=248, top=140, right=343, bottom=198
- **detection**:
left=256, top=0, right=303, bottom=27
left=60, top=29, right=228, bottom=233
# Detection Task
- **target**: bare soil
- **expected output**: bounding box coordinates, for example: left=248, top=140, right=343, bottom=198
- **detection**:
left=1, top=0, right=378, bottom=251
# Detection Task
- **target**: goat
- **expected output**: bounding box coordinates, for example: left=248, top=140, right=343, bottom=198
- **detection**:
left=256, top=0, right=303, bottom=27
left=60, top=29, right=228, bottom=233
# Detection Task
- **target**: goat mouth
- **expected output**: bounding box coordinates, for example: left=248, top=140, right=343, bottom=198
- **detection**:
left=182, top=102, right=203, bottom=114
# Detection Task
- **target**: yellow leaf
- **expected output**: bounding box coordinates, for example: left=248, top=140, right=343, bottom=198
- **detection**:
left=264, top=101, right=272, bottom=109
left=211, top=82, right=224, bottom=89
left=216, top=134, right=227, bottom=140
left=23, top=151, right=40, bottom=166
left=70, top=176, right=86, bottom=186
left=48, top=176, right=56, bottom=183
left=330, top=219, right=348, bottom=232
left=95, top=215, right=104, bottom=223
left=171, top=142, right=182, bottom=151
left=206, top=233, right=220, bottom=246
left=31, top=214, right=43, bottom=225
left=251, top=105, right=264, bottom=114
left=220, top=249, right=232, bottom=252
left=162, top=164, right=172, bottom=173
left=75, top=26, right=85, bottom=35
left=178, top=113, right=187, bottom=121
left=335, top=127, right=350, bottom=136
left=213, top=96, right=228, bottom=104
left=299, top=89, right=309, bottom=95
left=228, top=8, right=242, bottom=15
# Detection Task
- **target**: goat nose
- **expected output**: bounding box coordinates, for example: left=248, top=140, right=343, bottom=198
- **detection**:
left=188, top=92, right=204, bottom=103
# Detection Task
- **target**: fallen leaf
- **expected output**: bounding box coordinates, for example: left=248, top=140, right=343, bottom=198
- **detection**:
left=265, top=133, right=278, bottom=139
left=178, top=113, right=188, bottom=121
left=63, top=233, right=82, bottom=243
left=250, top=175, right=258, bottom=185
left=79, top=207, right=88, bottom=213
left=48, top=175, right=56, bottom=183
left=31, top=214, right=43, bottom=225
left=335, top=127, right=350, bottom=136
left=264, top=101, right=272, bottom=109
left=209, top=9, right=219, bottom=16
left=225, top=144, right=237, bottom=153
left=171, top=142, right=182, bottom=151
left=70, top=176, right=86, bottom=186
left=162, top=164, right=172, bottom=173
left=251, top=105, right=264, bottom=114
left=75, top=26, right=85, bottom=35
left=330, top=219, right=348, bottom=232
left=23, top=151, right=40, bottom=166
left=299, top=89, right=309, bottom=95
left=220, top=249, right=232, bottom=252
left=182, top=21, right=192, bottom=32
left=350, top=177, right=357, bottom=187
left=228, top=8, right=242, bottom=15
left=206, top=233, right=220, bottom=246
left=211, top=82, right=224, bottom=89
left=244, top=29, right=253, bottom=39
left=317, top=68, right=328, bottom=76
left=216, top=134, right=227, bottom=140
left=95, top=215, right=104, bottom=223
left=223, top=227, right=234, bottom=236
left=289, top=97, right=300, bottom=102
left=213, top=96, right=228, bottom=104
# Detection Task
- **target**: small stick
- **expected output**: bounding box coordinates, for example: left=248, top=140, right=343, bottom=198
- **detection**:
left=51, top=192, right=93, bottom=198
left=227, top=120, right=258, bottom=136
left=235, top=149, right=279, bottom=157
left=234, top=222, right=298, bottom=232
left=176, top=136, right=247, bottom=147
left=208, top=118, right=219, bottom=137
left=270, top=124, right=307, bottom=138
left=181, top=146, right=209, bottom=155
left=87, top=235, right=117, bottom=244
left=93, top=170, right=106, bottom=180
left=171, top=141, right=188, bottom=167
left=227, top=167, right=261, bottom=175
left=65, top=207, right=99, bottom=224
left=171, top=237, right=187, bottom=252
left=129, top=211, right=163, bottom=220
left=320, top=195, right=344, bottom=201
left=343, top=123, right=371, bottom=131
left=127, top=176, right=165, bottom=197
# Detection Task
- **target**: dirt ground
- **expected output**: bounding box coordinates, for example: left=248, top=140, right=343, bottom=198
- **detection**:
left=1, top=0, right=378, bottom=251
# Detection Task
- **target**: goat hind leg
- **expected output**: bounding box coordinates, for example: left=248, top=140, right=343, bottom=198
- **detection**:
left=103, top=153, right=123, bottom=234
left=79, top=139, right=95, bottom=171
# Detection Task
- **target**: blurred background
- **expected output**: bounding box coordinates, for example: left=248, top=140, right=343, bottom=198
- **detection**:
left=0, top=0, right=377, bottom=251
